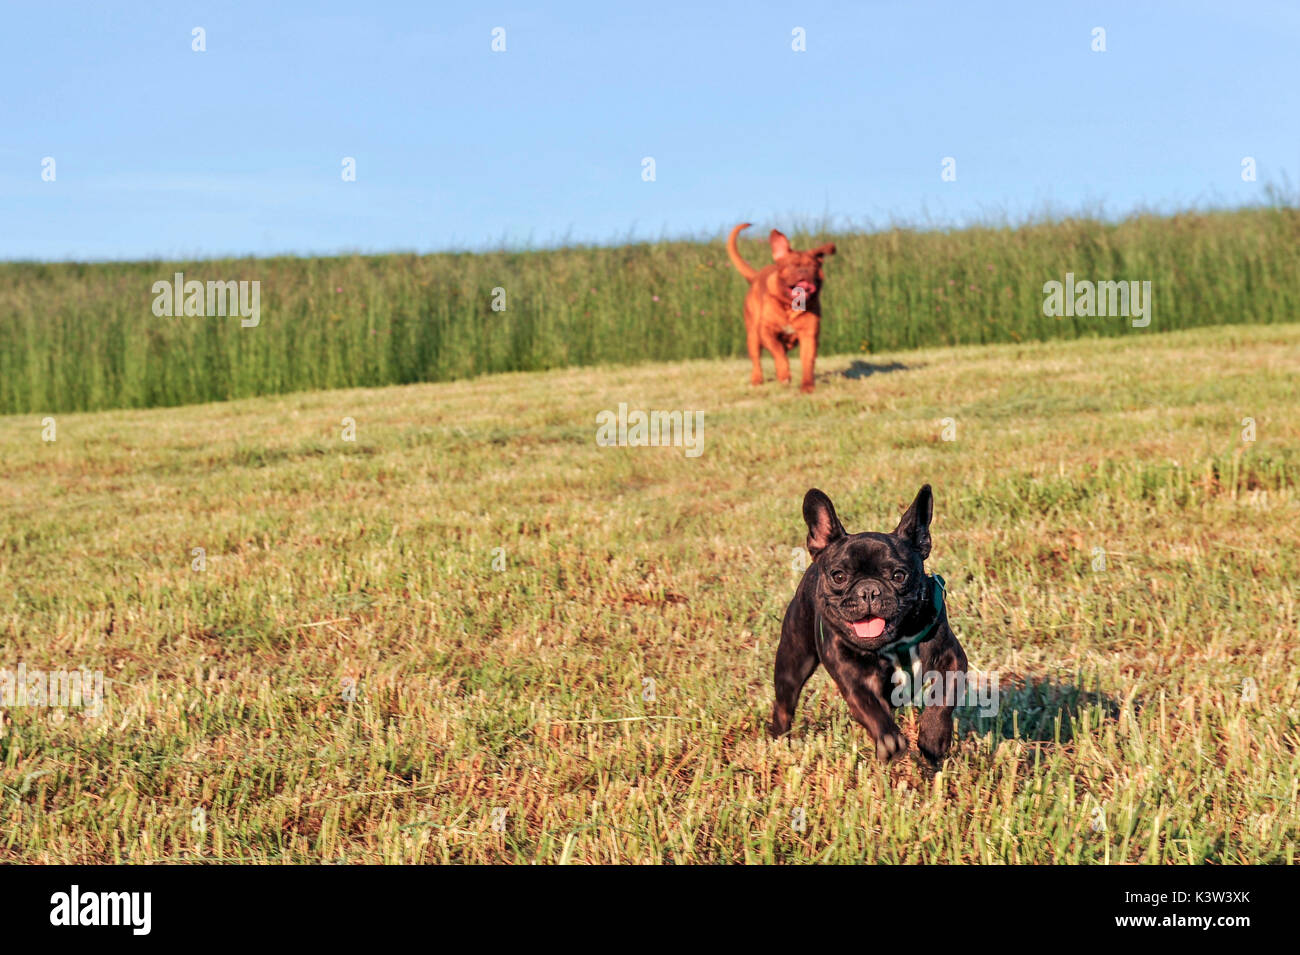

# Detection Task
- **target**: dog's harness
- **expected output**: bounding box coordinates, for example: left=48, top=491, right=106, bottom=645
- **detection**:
left=816, top=574, right=948, bottom=708
left=892, top=573, right=947, bottom=655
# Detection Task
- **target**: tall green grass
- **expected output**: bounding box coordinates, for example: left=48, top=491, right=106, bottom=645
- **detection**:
left=3, top=205, right=1298, bottom=414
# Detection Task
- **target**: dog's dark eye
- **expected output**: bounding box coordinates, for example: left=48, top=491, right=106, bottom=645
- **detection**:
left=892, top=570, right=907, bottom=582
left=830, top=570, right=846, bottom=585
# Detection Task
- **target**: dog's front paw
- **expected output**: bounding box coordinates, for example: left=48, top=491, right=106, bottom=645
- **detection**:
left=917, top=726, right=953, bottom=765
left=875, top=729, right=907, bottom=762
left=917, top=741, right=949, bottom=765
left=800, top=382, right=815, bottom=394
left=917, top=708, right=955, bottom=765
left=750, top=375, right=765, bottom=386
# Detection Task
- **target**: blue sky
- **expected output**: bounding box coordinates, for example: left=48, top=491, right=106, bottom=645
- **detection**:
left=3, top=1, right=1296, bottom=261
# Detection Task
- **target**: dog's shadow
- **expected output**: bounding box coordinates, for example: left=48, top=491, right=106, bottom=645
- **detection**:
left=840, top=360, right=910, bottom=380
left=956, top=673, right=1130, bottom=744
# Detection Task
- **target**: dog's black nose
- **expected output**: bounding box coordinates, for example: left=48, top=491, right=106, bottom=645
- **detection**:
left=855, top=582, right=880, bottom=601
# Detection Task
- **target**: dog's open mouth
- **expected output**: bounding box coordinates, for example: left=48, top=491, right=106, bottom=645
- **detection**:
left=848, top=617, right=887, bottom=640
left=790, top=280, right=817, bottom=297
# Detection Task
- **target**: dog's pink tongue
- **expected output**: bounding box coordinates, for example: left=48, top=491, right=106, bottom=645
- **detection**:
left=850, top=618, right=886, bottom=640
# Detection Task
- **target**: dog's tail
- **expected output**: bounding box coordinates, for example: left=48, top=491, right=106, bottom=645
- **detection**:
left=726, top=223, right=758, bottom=282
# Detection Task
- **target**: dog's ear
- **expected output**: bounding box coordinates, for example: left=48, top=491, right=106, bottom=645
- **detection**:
left=893, top=484, right=933, bottom=560
left=803, top=488, right=846, bottom=558
left=769, top=230, right=792, bottom=260
left=811, top=242, right=836, bottom=260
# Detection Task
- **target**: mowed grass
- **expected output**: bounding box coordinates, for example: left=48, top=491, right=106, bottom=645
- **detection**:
left=1, top=323, right=1298, bottom=863
left=3, top=204, right=1299, bottom=414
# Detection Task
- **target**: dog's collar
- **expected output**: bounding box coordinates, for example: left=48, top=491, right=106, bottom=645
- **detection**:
left=817, top=574, right=947, bottom=654
left=895, top=573, right=947, bottom=653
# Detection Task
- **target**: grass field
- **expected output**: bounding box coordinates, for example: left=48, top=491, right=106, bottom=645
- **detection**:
left=2, top=321, right=1297, bottom=863
left=3, top=204, right=1299, bottom=415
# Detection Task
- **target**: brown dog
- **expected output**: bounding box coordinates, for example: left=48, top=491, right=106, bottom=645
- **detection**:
left=726, top=223, right=835, bottom=393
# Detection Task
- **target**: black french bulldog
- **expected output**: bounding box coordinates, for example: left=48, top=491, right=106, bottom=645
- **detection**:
left=769, top=485, right=967, bottom=763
